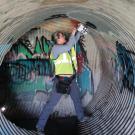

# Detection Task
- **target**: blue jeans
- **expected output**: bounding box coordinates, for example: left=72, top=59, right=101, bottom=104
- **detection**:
left=36, top=77, right=84, bottom=131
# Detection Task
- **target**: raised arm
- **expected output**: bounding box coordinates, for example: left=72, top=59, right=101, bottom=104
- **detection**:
left=75, top=31, right=81, bottom=42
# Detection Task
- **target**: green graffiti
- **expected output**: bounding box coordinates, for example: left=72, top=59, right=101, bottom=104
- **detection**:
left=11, top=36, right=53, bottom=60
left=9, top=76, right=53, bottom=93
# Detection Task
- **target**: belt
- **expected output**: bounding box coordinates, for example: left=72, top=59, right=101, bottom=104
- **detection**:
left=56, top=75, right=75, bottom=81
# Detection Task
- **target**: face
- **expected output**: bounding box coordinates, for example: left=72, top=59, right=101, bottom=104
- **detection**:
left=56, top=33, right=66, bottom=45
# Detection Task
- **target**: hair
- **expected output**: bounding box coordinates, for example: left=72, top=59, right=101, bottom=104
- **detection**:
left=51, top=31, right=69, bottom=44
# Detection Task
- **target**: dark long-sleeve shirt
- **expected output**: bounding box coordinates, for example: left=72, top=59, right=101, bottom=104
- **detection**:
left=51, top=31, right=81, bottom=59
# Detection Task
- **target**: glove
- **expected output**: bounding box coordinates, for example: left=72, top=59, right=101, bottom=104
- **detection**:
left=77, top=23, right=88, bottom=35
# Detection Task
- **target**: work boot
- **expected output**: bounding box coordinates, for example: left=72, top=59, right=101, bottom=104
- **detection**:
left=80, top=116, right=89, bottom=122
left=36, top=128, right=45, bottom=135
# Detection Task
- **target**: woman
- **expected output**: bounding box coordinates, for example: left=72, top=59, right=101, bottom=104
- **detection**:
left=36, top=25, right=86, bottom=135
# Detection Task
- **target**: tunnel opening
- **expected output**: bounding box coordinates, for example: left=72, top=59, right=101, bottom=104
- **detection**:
left=0, top=2, right=135, bottom=135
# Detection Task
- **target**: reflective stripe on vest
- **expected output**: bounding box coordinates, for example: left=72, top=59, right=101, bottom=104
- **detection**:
left=55, top=53, right=72, bottom=65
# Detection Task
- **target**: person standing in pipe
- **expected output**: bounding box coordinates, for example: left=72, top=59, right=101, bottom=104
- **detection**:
left=36, top=24, right=88, bottom=135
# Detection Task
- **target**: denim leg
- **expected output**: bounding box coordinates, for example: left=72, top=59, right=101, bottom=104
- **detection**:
left=36, top=81, right=61, bottom=131
left=70, top=78, right=84, bottom=121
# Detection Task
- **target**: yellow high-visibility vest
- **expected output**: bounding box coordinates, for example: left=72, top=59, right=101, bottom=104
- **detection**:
left=50, top=47, right=77, bottom=75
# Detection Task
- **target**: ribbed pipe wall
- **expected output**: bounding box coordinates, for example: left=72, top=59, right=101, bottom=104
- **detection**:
left=0, top=0, right=135, bottom=135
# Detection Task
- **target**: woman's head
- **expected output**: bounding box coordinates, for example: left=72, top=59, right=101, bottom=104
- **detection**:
left=52, top=31, right=68, bottom=45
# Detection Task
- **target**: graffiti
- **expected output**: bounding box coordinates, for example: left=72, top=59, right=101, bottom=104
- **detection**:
left=0, top=34, right=55, bottom=85
left=0, top=59, right=54, bottom=84
left=115, top=41, right=135, bottom=93
left=7, top=35, right=53, bottom=60
left=44, top=14, right=67, bottom=21
left=78, top=35, right=88, bottom=64
left=85, top=21, right=97, bottom=30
